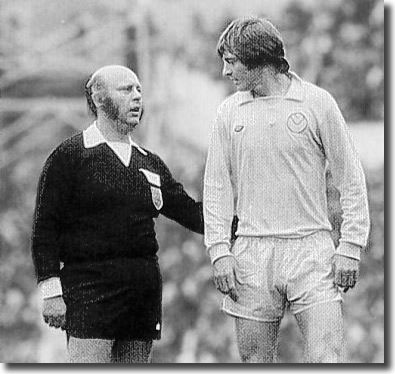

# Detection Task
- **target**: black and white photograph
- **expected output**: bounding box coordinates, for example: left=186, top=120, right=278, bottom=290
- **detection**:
left=0, top=0, right=385, bottom=365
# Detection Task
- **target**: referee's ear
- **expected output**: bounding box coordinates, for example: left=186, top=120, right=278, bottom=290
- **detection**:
left=88, top=74, right=106, bottom=112
left=92, top=91, right=104, bottom=109
left=85, top=77, right=97, bottom=118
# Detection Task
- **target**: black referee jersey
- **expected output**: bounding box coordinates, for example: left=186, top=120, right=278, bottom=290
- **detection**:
left=31, top=132, right=203, bottom=340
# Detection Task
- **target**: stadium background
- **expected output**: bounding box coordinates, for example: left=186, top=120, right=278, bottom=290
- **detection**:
left=0, top=0, right=384, bottom=363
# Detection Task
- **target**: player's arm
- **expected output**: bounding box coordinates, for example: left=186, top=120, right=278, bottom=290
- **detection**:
left=203, top=107, right=238, bottom=300
left=32, top=148, right=70, bottom=328
left=319, top=93, right=370, bottom=290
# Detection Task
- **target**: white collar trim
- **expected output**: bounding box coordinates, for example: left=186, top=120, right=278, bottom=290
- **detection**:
left=83, top=121, right=147, bottom=157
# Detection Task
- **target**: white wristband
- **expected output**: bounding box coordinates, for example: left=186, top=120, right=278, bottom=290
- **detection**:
left=39, top=277, right=63, bottom=299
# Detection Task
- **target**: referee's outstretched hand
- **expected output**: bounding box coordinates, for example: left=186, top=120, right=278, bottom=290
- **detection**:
left=333, top=254, right=360, bottom=293
left=43, top=296, right=67, bottom=330
left=213, top=256, right=238, bottom=301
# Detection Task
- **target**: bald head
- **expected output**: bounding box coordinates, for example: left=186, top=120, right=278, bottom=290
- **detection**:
left=86, top=65, right=136, bottom=90
left=85, top=65, right=141, bottom=118
left=84, top=65, right=143, bottom=135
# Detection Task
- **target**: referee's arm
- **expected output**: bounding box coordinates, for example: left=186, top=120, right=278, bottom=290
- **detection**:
left=31, top=148, right=69, bottom=296
left=158, top=159, right=204, bottom=235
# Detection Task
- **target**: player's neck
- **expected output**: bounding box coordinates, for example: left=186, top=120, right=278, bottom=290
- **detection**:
left=96, top=116, right=130, bottom=143
left=251, top=70, right=291, bottom=98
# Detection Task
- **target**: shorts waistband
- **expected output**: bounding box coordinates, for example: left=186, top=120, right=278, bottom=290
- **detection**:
left=237, top=230, right=331, bottom=242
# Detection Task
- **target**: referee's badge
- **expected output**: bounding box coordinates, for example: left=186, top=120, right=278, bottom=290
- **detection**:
left=139, top=168, right=163, bottom=211
left=150, top=186, right=163, bottom=211
left=287, top=112, right=308, bottom=133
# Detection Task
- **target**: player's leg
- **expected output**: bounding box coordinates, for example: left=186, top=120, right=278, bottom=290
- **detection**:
left=111, top=340, right=153, bottom=363
left=287, top=232, right=344, bottom=362
left=235, top=317, right=281, bottom=363
left=223, top=237, right=284, bottom=363
left=294, top=301, right=346, bottom=363
left=67, top=336, right=113, bottom=363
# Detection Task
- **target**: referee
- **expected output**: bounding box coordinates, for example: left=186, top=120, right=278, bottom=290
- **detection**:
left=31, top=65, right=204, bottom=363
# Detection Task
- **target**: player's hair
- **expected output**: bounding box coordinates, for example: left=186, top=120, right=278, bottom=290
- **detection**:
left=217, top=17, right=290, bottom=74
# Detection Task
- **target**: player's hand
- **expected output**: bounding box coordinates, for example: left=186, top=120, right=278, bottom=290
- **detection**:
left=333, top=254, right=360, bottom=293
left=213, top=256, right=238, bottom=301
left=42, top=296, right=67, bottom=329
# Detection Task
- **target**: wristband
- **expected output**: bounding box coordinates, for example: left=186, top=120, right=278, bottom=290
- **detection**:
left=39, top=277, right=63, bottom=299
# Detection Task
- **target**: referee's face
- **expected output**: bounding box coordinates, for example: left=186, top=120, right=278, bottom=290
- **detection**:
left=103, top=69, right=143, bottom=134
left=222, top=51, right=261, bottom=92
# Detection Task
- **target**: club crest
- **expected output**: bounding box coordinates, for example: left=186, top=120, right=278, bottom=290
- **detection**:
left=287, top=112, right=308, bottom=133
left=150, top=186, right=163, bottom=210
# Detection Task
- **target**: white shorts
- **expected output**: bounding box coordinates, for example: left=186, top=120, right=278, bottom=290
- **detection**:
left=222, top=231, right=342, bottom=322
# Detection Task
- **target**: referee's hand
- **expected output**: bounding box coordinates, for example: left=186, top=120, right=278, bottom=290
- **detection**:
left=213, top=256, right=238, bottom=301
left=42, top=296, right=67, bottom=330
left=333, top=254, right=360, bottom=293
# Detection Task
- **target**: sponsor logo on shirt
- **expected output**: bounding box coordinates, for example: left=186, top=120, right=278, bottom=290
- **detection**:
left=287, top=112, right=308, bottom=133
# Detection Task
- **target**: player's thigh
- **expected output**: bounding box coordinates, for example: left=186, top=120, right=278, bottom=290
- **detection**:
left=68, top=336, right=113, bottom=363
left=294, top=301, right=345, bottom=362
left=112, top=340, right=153, bottom=363
left=235, top=317, right=280, bottom=362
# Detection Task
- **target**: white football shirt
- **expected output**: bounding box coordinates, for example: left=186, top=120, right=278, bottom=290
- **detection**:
left=203, top=72, right=370, bottom=262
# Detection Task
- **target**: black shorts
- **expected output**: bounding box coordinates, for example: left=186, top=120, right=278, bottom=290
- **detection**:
left=61, top=257, right=162, bottom=340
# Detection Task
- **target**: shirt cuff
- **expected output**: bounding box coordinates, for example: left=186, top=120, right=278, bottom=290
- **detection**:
left=38, top=277, right=63, bottom=299
left=207, top=243, right=232, bottom=264
left=336, top=241, right=362, bottom=261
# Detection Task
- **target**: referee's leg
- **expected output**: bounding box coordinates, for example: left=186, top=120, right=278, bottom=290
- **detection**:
left=294, top=301, right=346, bottom=363
left=112, top=340, right=153, bottom=363
left=67, top=336, right=113, bottom=363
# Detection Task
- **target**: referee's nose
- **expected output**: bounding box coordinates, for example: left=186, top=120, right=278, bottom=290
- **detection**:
left=132, top=86, right=142, bottom=102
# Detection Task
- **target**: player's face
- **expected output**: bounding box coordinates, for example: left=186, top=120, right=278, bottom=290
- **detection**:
left=103, top=70, right=143, bottom=134
left=222, top=51, right=261, bottom=92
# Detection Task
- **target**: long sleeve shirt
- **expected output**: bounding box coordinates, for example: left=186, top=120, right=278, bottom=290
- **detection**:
left=203, top=72, right=370, bottom=263
left=32, top=122, right=203, bottom=295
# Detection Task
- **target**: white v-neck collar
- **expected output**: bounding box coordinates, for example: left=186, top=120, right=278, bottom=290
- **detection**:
left=83, top=122, right=147, bottom=166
